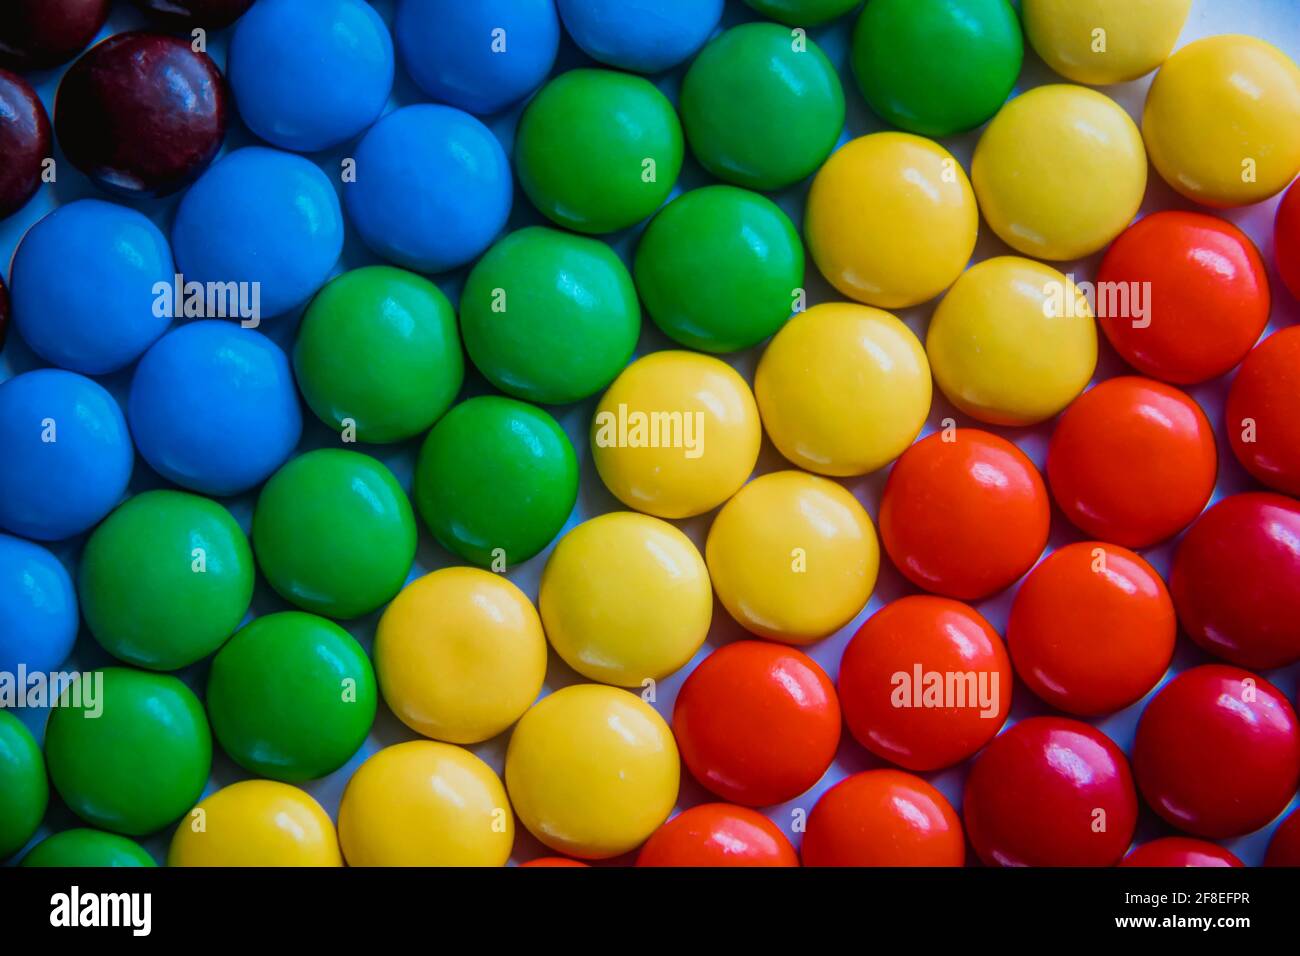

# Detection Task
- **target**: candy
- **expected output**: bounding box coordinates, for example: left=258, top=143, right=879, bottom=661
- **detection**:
left=680, top=23, right=844, bottom=191
left=556, top=0, right=721, bottom=74
left=805, top=132, right=976, bottom=309
left=505, top=685, right=678, bottom=859
left=207, top=612, right=377, bottom=780
left=1022, top=0, right=1191, bottom=84
left=169, top=780, right=342, bottom=867
left=1226, top=327, right=1300, bottom=497
left=0, top=711, right=46, bottom=860
left=374, top=569, right=546, bottom=744
left=0, top=534, right=77, bottom=675
left=705, top=471, right=878, bottom=643
left=742, top=0, right=859, bottom=26
left=539, top=512, right=711, bottom=686
left=1265, top=809, right=1300, bottom=867
left=21, top=829, right=155, bottom=868
left=345, top=104, right=511, bottom=274
left=0, top=68, right=50, bottom=219
left=128, top=321, right=302, bottom=497
left=674, top=641, right=840, bottom=806
left=1277, top=178, right=1300, bottom=299
left=132, top=0, right=255, bottom=29
left=755, top=302, right=930, bottom=476
left=973, top=85, right=1146, bottom=260
left=520, top=857, right=589, bottom=868
left=0, top=275, right=7, bottom=349
left=637, top=805, right=799, bottom=867
left=634, top=185, right=804, bottom=352
left=1120, top=838, right=1242, bottom=868
left=0, top=0, right=108, bottom=72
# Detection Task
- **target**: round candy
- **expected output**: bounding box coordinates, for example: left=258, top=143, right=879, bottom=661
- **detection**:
left=0, top=68, right=50, bottom=219
left=10, top=199, right=172, bottom=375
left=252, top=449, right=417, bottom=620
left=1134, top=665, right=1300, bottom=838
left=520, top=857, right=589, bottom=868
left=375, top=569, right=546, bottom=744
left=964, top=718, right=1137, bottom=867
left=0, top=369, right=132, bottom=541
left=755, top=302, right=930, bottom=476
left=680, top=23, right=843, bottom=191
left=207, top=612, right=377, bottom=780
left=228, top=0, right=392, bottom=153
left=673, top=640, right=840, bottom=806
left=802, top=770, right=964, bottom=867
left=506, top=685, right=678, bottom=859
left=1143, top=35, right=1300, bottom=207
left=805, top=132, right=976, bottom=309
left=851, top=0, right=1021, bottom=137
left=1277, top=178, right=1300, bottom=299
left=879, top=430, right=1050, bottom=601
left=637, top=805, right=798, bottom=868
left=591, top=351, right=761, bottom=519
left=295, top=266, right=464, bottom=444
left=1265, top=809, right=1300, bottom=867
left=132, top=0, right=254, bottom=28
left=1120, top=838, right=1242, bottom=868
left=128, top=321, right=301, bottom=496
left=1047, top=377, right=1217, bottom=548
left=973, top=85, right=1145, bottom=260
left=1008, top=543, right=1175, bottom=717
left=45, top=668, right=211, bottom=836
left=515, top=69, right=683, bottom=234
left=539, top=512, right=711, bottom=687
left=169, top=780, right=342, bottom=867
left=339, top=741, right=512, bottom=867
left=415, top=397, right=577, bottom=568
left=172, top=146, right=343, bottom=319
left=1097, top=212, right=1269, bottom=385
left=927, top=257, right=1097, bottom=426
left=634, top=185, right=803, bottom=352
left=79, top=490, right=253, bottom=671
left=742, top=0, right=858, bottom=26
left=0, top=534, right=77, bottom=675
left=1226, top=327, right=1300, bottom=497
left=460, top=226, right=640, bottom=405
left=705, top=471, right=878, bottom=643
left=556, top=0, right=720, bottom=74
left=1022, top=0, right=1190, bottom=84
left=22, top=829, right=155, bottom=868
left=1169, top=493, right=1300, bottom=671
left=839, top=596, right=1012, bottom=772
left=55, top=31, right=226, bottom=197
left=394, top=0, right=558, bottom=115
left=0, top=711, right=46, bottom=860
left=345, top=104, right=511, bottom=274
left=0, top=0, right=108, bottom=71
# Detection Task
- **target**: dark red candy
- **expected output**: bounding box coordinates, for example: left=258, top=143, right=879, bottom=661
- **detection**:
left=55, top=32, right=227, bottom=198
left=0, top=0, right=109, bottom=72
left=0, top=68, right=50, bottom=219
left=133, top=0, right=256, bottom=30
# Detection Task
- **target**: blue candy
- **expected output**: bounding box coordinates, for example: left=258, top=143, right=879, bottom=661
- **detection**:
left=128, top=321, right=302, bottom=497
left=0, top=534, right=78, bottom=676
left=229, top=0, right=394, bottom=152
left=171, top=147, right=344, bottom=320
left=9, top=200, right=173, bottom=375
left=345, top=104, right=511, bottom=274
left=557, top=0, right=723, bottom=73
left=0, top=370, right=133, bottom=541
left=395, top=0, right=560, bottom=115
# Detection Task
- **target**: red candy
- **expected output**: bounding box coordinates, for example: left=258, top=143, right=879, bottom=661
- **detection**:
left=879, top=429, right=1049, bottom=601
left=1047, top=377, right=1217, bottom=548
left=673, top=640, right=840, bottom=807
left=1120, top=838, right=1243, bottom=868
left=1226, top=327, right=1300, bottom=498
left=1276, top=177, right=1300, bottom=300
left=838, top=595, right=1011, bottom=771
left=519, top=857, right=589, bottom=868
left=801, top=770, right=964, bottom=868
left=963, top=717, right=1137, bottom=867
left=1264, top=808, right=1300, bottom=867
left=0, top=67, right=51, bottom=220
left=637, top=804, right=798, bottom=867
left=0, top=0, right=109, bottom=72
left=1134, top=664, right=1300, bottom=839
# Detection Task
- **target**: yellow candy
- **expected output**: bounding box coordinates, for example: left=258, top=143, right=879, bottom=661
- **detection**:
left=1022, top=0, right=1191, bottom=85
left=705, top=470, right=878, bottom=644
left=927, top=256, right=1097, bottom=426
left=375, top=568, right=546, bottom=744
left=972, top=85, right=1146, bottom=260
left=1143, top=34, right=1300, bottom=207
left=168, top=780, right=342, bottom=867
left=804, top=132, right=977, bottom=309
left=540, top=512, right=710, bottom=687
left=755, top=302, right=931, bottom=477
left=338, top=740, right=513, bottom=867
left=505, top=684, right=678, bottom=859
left=592, top=350, right=760, bottom=519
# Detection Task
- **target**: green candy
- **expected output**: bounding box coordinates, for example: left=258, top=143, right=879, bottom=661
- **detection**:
left=207, top=611, right=377, bottom=781
left=252, top=449, right=416, bottom=619
left=460, top=226, right=641, bottom=405
left=79, top=490, right=254, bottom=671
left=44, top=668, right=211, bottom=837
left=681, top=22, right=845, bottom=191
left=21, top=829, right=156, bottom=867
left=743, top=0, right=862, bottom=26
left=415, top=396, right=578, bottom=568
left=851, top=0, right=1022, bottom=137
left=0, top=711, right=47, bottom=859
left=295, top=266, right=464, bottom=444
left=634, top=185, right=804, bottom=353
left=516, top=68, right=683, bottom=234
